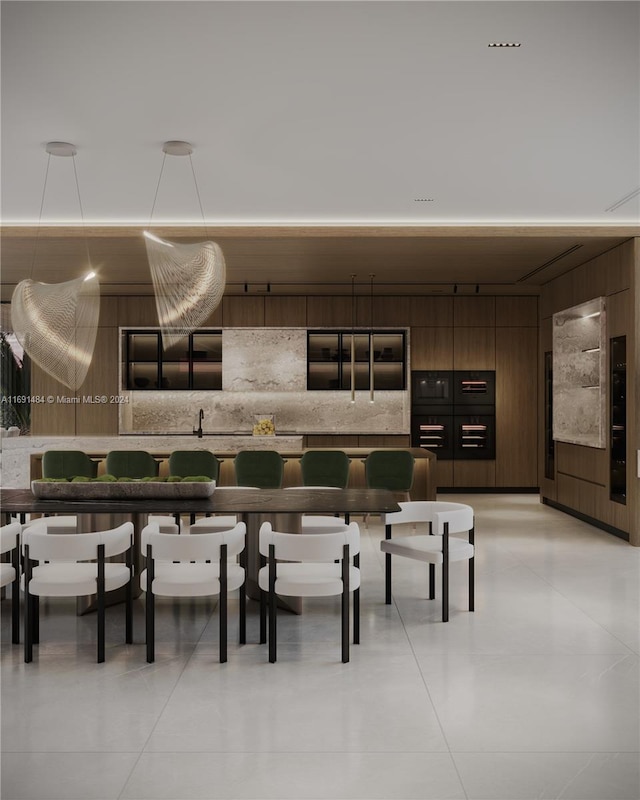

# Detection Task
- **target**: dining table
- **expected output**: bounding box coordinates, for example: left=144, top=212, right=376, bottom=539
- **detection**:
left=1, top=486, right=401, bottom=613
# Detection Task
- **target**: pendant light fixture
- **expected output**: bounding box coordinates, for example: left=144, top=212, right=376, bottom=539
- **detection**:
left=11, top=142, right=100, bottom=390
left=350, top=274, right=356, bottom=404
left=369, top=273, right=375, bottom=404
left=144, top=141, right=226, bottom=350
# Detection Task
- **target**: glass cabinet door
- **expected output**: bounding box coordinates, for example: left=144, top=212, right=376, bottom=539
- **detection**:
left=126, top=332, right=160, bottom=389
left=124, top=330, right=222, bottom=390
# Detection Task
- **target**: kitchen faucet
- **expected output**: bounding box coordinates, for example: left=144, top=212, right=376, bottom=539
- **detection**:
left=194, top=408, right=204, bottom=438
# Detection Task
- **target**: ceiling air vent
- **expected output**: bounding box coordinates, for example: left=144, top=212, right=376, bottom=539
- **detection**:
left=605, top=187, right=640, bottom=213
left=517, top=244, right=583, bottom=282
left=488, top=42, right=521, bottom=48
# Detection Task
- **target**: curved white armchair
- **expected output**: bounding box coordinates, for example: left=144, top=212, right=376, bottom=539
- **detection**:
left=21, top=522, right=134, bottom=663
left=1, top=522, right=21, bottom=643
left=258, top=521, right=361, bottom=663
left=380, top=501, right=475, bottom=622
left=140, top=521, right=246, bottom=663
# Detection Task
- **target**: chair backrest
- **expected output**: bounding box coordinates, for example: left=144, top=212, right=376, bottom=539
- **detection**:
left=300, top=450, right=350, bottom=488
left=364, top=450, right=414, bottom=492
left=383, top=501, right=473, bottom=534
left=234, top=450, right=284, bottom=488
left=105, top=450, right=159, bottom=479
left=22, top=522, right=133, bottom=561
left=142, top=521, right=246, bottom=561
left=42, top=450, right=98, bottom=479
left=1, top=522, right=21, bottom=555
left=259, top=521, right=360, bottom=561
left=169, top=450, right=220, bottom=480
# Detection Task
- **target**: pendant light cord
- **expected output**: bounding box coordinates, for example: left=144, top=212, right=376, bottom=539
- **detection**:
left=189, top=153, right=209, bottom=239
left=148, top=152, right=167, bottom=225
left=72, top=154, right=92, bottom=268
left=29, top=152, right=51, bottom=279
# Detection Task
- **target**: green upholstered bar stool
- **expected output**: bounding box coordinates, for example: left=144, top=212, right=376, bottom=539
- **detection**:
left=40, top=451, right=100, bottom=533
left=42, top=450, right=98, bottom=480
left=105, top=450, right=160, bottom=479
left=169, top=450, right=222, bottom=525
left=300, top=450, right=350, bottom=488
left=363, top=450, right=415, bottom=524
left=234, top=450, right=285, bottom=489
left=300, top=449, right=351, bottom=524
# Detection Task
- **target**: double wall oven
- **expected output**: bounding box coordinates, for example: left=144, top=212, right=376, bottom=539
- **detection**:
left=411, top=371, right=496, bottom=460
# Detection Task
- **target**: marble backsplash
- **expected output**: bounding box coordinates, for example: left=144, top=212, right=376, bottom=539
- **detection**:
left=119, top=327, right=409, bottom=435
left=121, top=390, right=410, bottom=435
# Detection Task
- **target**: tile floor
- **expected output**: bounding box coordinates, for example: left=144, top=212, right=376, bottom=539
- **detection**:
left=1, top=494, right=639, bottom=800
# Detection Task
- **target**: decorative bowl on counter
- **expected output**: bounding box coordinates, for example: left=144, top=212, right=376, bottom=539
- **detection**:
left=31, top=478, right=216, bottom=500
left=252, top=414, right=275, bottom=436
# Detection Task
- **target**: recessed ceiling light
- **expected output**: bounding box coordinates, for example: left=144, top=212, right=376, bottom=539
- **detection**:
left=488, top=42, right=521, bottom=48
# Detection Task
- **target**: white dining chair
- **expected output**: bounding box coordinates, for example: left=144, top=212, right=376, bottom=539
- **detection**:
left=140, top=521, right=246, bottom=663
left=1, top=522, right=21, bottom=644
left=380, top=501, right=475, bottom=622
left=258, top=521, right=361, bottom=663
left=21, top=522, right=134, bottom=663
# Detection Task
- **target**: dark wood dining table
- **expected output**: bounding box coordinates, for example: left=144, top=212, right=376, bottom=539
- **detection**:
left=1, top=487, right=401, bottom=613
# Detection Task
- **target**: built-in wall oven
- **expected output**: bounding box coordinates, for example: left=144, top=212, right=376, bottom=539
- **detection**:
left=411, top=370, right=496, bottom=460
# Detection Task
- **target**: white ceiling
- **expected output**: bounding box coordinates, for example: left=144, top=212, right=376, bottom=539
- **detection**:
left=2, top=0, right=639, bottom=226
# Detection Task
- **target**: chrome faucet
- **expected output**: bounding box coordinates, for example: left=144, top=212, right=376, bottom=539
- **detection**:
left=194, top=408, right=204, bottom=438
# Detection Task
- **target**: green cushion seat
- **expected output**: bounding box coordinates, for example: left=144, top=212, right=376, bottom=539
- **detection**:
left=300, top=450, right=350, bottom=488
left=364, top=450, right=415, bottom=492
left=169, top=450, right=220, bottom=480
left=234, top=450, right=285, bottom=489
left=42, top=450, right=98, bottom=480
left=105, top=451, right=159, bottom=479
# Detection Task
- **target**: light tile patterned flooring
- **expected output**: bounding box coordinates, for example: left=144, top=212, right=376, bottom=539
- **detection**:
left=1, top=494, right=639, bottom=799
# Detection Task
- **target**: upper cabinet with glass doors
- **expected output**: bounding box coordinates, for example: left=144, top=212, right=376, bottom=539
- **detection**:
left=123, top=330, right=222, bottom=390
left=307, top=330, right=406, bottom=390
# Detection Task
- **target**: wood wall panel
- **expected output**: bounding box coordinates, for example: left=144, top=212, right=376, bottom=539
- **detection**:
left=29, top=365, right=76, bottom=435
left=358, top=435, right=411, bottom=447
left=453, top=296, right=496, bottom=327
left=97, top=297, right=119, bottom=328
left=496, top=327, right=538, bottom=486
left=409, top=297, right=453, bottom=327
left=435, top=459, right=454, bottom=488
left=201, top=304, right=224, bottom=327
left=556, top=442, right=607, bottom=487
left=496, top=296, right=538, bottom=327
left=454, top=460, right=496, bottom=487
left=222, top=296, right=265, bottom=327
left=75, top=326, right=119, bottom=435
left=606, top=290, right=631, bottom=339
left=453, top=327, right=496, bottom=369
left=306, top=297, right=352, bottom=327
left=539, top=238, right=637, bottom=540
left=557, top=473, right=612, bottom=525
left=304, top=434, right=360, bottom=448
left=409, top=328, right=454, bottom=370
left=265, top=296, right=306, bottom=327
left=118, top=297, right=158, bottom=326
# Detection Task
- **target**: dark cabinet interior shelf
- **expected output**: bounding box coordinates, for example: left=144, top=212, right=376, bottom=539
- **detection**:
left=124, top=330, right=222, bottom=391
left=307, top=330, right=406, bottom=390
